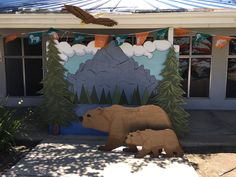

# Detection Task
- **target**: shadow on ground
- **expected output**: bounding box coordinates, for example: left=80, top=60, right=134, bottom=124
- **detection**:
left=5, top=136, right=197, bottom=177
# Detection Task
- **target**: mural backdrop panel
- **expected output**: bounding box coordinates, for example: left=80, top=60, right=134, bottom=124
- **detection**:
left=55, top=39, right=179, bottom=105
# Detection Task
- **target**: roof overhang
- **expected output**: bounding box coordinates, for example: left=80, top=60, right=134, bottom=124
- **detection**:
left=0, top=11, right=236, bottom=29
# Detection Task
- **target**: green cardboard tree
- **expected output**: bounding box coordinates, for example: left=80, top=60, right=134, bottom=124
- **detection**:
left=106, top=91, right=112, bottom=104
left=38, top=37, right=76, bottom=135
left=90, top=86, right=99, bottom=104
left=150, top=46, right=189, bottom=135
left=119, top=90, right=129, bottom=105
left=112, top=85, right=121, bottom=104
left=79, top=84, right=90, bottom=104
left=141, top=87, right=149, bottom=105
left=99, top=88, right=107, bottom=104
left=131, top=86, right=141, bottom=105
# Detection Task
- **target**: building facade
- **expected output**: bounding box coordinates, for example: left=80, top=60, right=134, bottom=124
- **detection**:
left=0, top=11, right=236, bottom=110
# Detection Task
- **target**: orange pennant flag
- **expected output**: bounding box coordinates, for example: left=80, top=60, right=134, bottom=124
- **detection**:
left=174, top=28, right=191, bottom=36
left=136, top=32, right=149, bottom=45
left=215, top=36, right=232, bottom=48
left=95, top=35, right=109, bottom=48
left=5, top=33, right=21, bottom=43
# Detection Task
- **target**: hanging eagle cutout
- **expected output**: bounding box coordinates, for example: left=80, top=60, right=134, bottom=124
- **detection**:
left=64, top=5, right=118, bottom=27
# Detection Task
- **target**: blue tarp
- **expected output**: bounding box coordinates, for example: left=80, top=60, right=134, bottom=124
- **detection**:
left=0, top=0, right=236, bottom=13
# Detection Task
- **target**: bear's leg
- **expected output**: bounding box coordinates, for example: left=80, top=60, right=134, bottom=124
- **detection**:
left=150, top=146, right=162, bottom=158
left=173, top=147, right=184, bottom=157
left=123, top=145, right=138, bottom=153
left=98, top=135, right=123, bottom=151
left=135, top=148, right=150, bottom=158
left=164, top=147, right=174, bottom=157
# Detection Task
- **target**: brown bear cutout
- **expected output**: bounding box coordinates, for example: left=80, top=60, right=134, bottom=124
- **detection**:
left=82, top=105, right=172, bottom=151
left=125, top=129, right=184, bottom=158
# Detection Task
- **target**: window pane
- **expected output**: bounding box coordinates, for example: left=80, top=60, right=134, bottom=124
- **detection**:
left=192, top=36, right=212, bottom=55
left=179, top=58, right=189, bottom=97
left=25, top=58, right=43, bottom=96
left=226, top=58, right=236, bottom=98
left=4, top=38, right=22, bottom=56
left=190, top=58, right=211, bottom=97
left=174, top=37, right=190, bottom=55
left=229, top=39, right=236, bottom=55
left=24, top=38, right=42, bottom=56
left=5, top=58, right=24, bottom=96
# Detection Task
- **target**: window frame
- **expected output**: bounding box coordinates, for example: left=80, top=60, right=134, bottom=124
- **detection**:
left=226, top=38, right=236, bottom=98
left=176, top=35, right=213, bottom=98
left=4, top=37, right=43, bottom=97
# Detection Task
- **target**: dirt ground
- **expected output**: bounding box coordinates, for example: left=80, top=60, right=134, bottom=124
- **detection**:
left=186, top=153, right=236, bottom=177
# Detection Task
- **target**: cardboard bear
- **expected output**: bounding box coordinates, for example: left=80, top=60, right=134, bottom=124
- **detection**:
left=125, top=129, right=184, bottom=158
left=82, top=105, right=172, bottom=151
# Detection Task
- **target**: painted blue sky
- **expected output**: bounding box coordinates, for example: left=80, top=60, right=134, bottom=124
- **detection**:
left=0, top=0, right=235, bottom=13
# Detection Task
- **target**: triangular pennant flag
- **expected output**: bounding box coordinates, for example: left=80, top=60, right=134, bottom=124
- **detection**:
left=136, top=32, right=149, bottom=45
left=174, top=28, right=191, bottom=36
left=47, top=28, right=60, bottom=34
left=115, top=35, right=127, bottom=46
left=47, top=28, right=60, bottom=40
left=5, top=33, right=21, bottom=43
left=156, top=28, right=168, bottom=40
left=194, top=33, right=211, bottom=44
left=73, top=33, right=86, bottom=44
left=95, top=35, right=109, bottom=48
left=28, top=32, right=42, bottom=45
left=215, top=36, right=232, bottom=48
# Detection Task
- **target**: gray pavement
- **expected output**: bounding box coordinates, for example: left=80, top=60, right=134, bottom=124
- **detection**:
left=4, top=136, right=199, bottom=177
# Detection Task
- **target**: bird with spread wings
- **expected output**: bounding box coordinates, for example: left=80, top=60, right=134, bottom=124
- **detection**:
left=64, top=5, right=118, bottom=27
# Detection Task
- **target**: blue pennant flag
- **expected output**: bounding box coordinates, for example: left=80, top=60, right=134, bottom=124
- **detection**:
left=73, top=33, right=86, bottom=44
left=115, top=35, right=127, bottom=46
left=28, top=32, right=42, bottom=45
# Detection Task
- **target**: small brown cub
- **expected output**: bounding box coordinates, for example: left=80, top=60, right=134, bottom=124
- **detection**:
left=125, top=129, right=184, bottom=158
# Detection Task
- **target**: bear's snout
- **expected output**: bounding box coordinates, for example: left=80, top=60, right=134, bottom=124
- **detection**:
left=87, top=114, right=91, bottom=117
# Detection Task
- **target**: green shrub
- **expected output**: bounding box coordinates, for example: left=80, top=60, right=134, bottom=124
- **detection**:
left=0, top=106, right=23, bottom=153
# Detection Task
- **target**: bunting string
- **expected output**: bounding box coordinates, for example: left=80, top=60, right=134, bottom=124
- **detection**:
left=2, top=27, right=236, bottom=49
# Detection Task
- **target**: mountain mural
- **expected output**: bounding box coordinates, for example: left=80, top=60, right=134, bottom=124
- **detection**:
left=67, top=41, right=159, bottom=103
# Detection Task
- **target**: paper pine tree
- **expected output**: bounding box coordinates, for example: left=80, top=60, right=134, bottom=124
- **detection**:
left=119, top=90, right=128, bottom=105
left=37, top=38, right=76, bottom=132
left=79, top=84, right=90, bottom=104
left=106, top=91, right=112, bottom=104
left=131, top=86, right=141, bottom=105
left=112, top=85, right=121, bottom=104
left=141, top=87, right=149, bottom=105
left=99, top=88, right=107, bottom=104
left=150, top=46, right=189, bottom=135
left=90, top=86, right=99, bottom=104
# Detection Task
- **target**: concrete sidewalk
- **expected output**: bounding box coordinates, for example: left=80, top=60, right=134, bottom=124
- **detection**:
left=4, top=136, right=199, bottom=177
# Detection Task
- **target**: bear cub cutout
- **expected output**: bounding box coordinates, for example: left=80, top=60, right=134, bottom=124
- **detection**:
left=125, top=129, right=184, bottom=158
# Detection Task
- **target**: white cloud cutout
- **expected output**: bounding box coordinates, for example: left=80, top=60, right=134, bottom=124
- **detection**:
left=50, top=40, right=179, bottom=62
left=120, top=40, right=175, bottom=59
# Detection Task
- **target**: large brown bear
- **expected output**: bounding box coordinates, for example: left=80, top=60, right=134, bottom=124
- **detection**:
left=82, top=105, right=172, bottom=151
left=125, top=129, right=184, bottom=158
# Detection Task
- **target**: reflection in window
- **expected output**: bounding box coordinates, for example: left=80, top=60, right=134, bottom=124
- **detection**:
left=226, top=58, right=236, bottom=98
left=4, top=38, right=22, bottom=56
left=5, top=58, right=24, bottom=96
left=174, top=37, right=190, bottom=55
left=179, top=58, right=189, bottom=97
left=25, top=59, right=43, bottom=96
left=229, top=39, right=236, bottom=55
left=190, top=58, right=211, bottom=97
left=192, top=36, right=212, bottom=55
